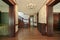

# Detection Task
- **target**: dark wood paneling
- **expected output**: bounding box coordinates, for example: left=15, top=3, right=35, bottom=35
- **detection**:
left=29, top=17, right=30, bottom=28
left=53, top=13, right=59, bottom=31
left=53, top=13, right=60, bottom=31
left=37, top=13, right=39, bottom=27
left=37, top=23, right=47, bottom=35
left=0, top=11, right=1, bottom=24
left=58, top=13, right=60, bottom=31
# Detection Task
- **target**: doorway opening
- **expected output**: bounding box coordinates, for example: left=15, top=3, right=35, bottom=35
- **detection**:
left=18, top=12, right=30, bottom=28
left=18, top=12, right=38, bottom=29
left=53, top=2, right=60, bottom=34
left=30, top=15, right=34, bottom=29
left=0, top=0, right=9, bottom=36
left=47, top=0, right=60, bottom=36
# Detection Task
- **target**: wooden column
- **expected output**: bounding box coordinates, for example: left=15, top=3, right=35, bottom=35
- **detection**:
left=47, top=6, right=54, bottom=36
left=29, top=17, right=30, bottom=28
left=9, top=5, right=15, bottom=37
left=2, top=0, right=16, bottom=37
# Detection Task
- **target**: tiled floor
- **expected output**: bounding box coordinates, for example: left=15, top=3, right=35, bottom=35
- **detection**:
left=0, top=28, right=60, bottom=40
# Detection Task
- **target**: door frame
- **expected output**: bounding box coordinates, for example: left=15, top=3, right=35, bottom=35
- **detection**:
left=46, top=0, right=60, bottom=36
left=2, top=0, right=16, bottom=37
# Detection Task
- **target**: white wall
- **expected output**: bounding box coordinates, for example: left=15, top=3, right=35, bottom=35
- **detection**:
left=53, top=2, right=60, bottom=13
left=15, top=5, right=18, bottom=32
left=39, top=5, right=47, bottom=23
left=39, top=0, right=60, bottom=23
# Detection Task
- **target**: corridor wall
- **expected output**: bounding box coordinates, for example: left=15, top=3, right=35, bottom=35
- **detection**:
left=37, top=5, right=47, bottom=35
left=39, top=5, right=46, bottom=23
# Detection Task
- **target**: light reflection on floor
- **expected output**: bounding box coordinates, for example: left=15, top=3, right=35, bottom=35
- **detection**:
left=0, top=27, right=60, bottom=40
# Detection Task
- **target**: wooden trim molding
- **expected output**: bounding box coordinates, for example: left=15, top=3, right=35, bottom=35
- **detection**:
left=29, top=17, right=30, bottom=28
left=46, top=0, right=55, bottom=6
left=37, top=13, right=39, bottom=26
left=47, top=0, right=60, bottom=6
left=9, top=0, right=16, bottom=5
left=37, top=23, right=47, bottom=35
left=2, top=0, right=16, bottom=6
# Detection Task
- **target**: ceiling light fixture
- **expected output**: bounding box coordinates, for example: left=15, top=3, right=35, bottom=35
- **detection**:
left=27, top=3, right=36, bottom=9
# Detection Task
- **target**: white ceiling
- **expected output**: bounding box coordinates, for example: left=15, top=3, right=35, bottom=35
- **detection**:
left=16, top=0, right=47, bottom=15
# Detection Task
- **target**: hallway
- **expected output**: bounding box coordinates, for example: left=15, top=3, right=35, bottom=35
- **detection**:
left=0, top=28, right=60, bottom=40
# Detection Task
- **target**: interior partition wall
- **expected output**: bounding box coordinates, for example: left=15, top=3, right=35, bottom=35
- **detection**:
left=46, top=0, right=60, bottom=36
left=0, top=0, right=9, bottom=36
left=0, top=0, right=16, bottom=37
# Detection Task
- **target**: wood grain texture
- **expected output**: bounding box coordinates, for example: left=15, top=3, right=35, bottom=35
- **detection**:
left=0, top=28, right=60, bottom=40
